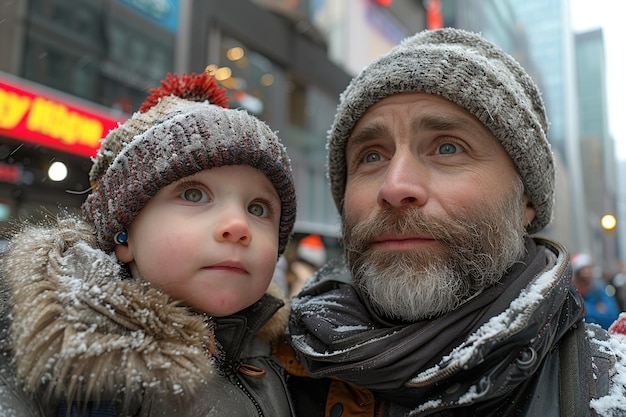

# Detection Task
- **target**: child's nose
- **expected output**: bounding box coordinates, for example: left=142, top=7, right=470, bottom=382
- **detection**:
left=214, top=209, right=251, bottom=245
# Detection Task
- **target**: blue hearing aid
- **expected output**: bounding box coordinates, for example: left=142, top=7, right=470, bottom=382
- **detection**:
left=114, top=230, right=128, bottom=245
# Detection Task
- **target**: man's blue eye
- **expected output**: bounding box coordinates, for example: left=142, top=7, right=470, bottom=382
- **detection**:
left=438, top=143, right=458, bottom=155
left=365, top=152, right=382, bottom=163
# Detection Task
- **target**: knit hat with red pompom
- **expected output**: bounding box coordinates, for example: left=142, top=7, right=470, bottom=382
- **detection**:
left=82, top=72, right=296, bottom=255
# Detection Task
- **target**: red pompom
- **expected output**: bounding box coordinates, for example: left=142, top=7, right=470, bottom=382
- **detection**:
left=139, top=72, right=229, bottom=113
left=609, top=313, right=626, bottom=336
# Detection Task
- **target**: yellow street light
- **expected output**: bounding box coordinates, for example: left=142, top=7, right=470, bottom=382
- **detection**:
left=601, top=213, right=617, bottom=231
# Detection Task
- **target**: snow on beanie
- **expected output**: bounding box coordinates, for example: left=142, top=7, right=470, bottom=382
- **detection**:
left=82, top=73, right=296, bottom=255
left=328, top=28, right=553, bottom=233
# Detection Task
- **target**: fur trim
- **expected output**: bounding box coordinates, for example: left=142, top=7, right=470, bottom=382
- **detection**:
left=2, top=216, right=214, bottom=407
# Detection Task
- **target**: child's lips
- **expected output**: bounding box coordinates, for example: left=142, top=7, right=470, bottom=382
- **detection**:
left=205, top=261, right=248, bottom=274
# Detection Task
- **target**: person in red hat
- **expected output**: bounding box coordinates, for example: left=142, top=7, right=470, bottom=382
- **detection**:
left=288, top=234, right=327, bottom=297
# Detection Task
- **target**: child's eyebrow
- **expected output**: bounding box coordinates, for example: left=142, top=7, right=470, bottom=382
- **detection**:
left=257, top=181, right=280, bottom=201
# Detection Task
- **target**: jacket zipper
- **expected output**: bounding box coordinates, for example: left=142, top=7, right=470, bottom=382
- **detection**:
left=229, top=363, right=264, bottom=417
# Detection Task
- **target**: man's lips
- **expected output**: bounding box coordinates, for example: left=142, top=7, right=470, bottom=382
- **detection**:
left=370, top=234, right=436, bottom=250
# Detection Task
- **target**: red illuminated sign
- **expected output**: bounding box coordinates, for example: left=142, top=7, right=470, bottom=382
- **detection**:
left=427, top=0, right=443, bottom=29
left=0, top=162, right=19, bottom=184
left=0, top=76, right=127, bottom=158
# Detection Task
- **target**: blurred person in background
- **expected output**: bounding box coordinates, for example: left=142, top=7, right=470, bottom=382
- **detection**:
left=572, top=253, right=621, bottom=330
left=612, top=272, right=626, bottom=311
left=288, top=234, right=327, bottom=297
left=272, top=255, right=291, bottom=296
left=277, top=27, right=626, bottom=416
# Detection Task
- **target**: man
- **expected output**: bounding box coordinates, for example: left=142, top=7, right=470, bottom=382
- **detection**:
left=277, top=28, right=626, bottom=416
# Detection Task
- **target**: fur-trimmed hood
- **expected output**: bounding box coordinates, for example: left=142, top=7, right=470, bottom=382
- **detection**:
left=0, top=215, right=289, bottom=410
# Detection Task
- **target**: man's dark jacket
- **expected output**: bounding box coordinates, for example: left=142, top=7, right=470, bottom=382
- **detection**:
left=278, top=237, right=624, bottom=416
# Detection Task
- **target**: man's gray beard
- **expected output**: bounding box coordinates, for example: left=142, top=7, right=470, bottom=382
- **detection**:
left=342, top=178, right=527, bottom=322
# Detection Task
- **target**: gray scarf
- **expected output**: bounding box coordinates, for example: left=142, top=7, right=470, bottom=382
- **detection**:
left=288, top=238, right=582, bottom=394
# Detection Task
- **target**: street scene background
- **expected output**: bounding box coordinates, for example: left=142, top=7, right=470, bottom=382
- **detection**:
left=0, top=0, right=624, bottom=287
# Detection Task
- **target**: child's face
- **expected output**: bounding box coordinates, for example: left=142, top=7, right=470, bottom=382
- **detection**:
left=115, top=165, right=282, bottom=316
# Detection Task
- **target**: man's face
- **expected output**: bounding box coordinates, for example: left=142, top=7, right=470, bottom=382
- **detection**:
left=342, top=92, right=536, bottom=321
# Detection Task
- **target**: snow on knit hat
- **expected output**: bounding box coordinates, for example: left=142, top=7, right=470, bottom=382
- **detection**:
left=328, top=28, right=553, bottom=233
left=82, top=72, right=296, bottom=255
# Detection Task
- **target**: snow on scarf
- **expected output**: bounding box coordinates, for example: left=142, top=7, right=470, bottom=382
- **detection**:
left=288, top=238, right=581, bottom=394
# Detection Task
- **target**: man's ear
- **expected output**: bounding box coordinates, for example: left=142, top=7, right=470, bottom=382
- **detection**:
left=523, top=194, right=536, bottom=227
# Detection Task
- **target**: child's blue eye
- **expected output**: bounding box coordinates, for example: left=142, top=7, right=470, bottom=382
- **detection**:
left=248, top=202, right=268, bottom=217
left=181, top=188, right=208, bottom=203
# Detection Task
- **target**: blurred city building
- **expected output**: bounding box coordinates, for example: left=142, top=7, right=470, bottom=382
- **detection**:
left=0, top=0, right=175, bottom=226
left=0, top=0, right=620, bottom=270
left=575, top=28, right=617, bottom=270
left=444, top=0, right=619, bottom=271
left=0, top=0, right=427, bottom=242
left=179, top=0, right=427, bottom=238
left=442, top=1, right=580, bottom=253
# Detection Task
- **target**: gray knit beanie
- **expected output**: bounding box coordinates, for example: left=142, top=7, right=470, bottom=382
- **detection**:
left=82, top=73, right=296, bottom=254
left=328, top=28, right=553, bottom=233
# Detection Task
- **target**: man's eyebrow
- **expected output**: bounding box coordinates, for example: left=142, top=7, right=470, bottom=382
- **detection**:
left=347, top=123, right=390, bottom=147
left=348, top=114, right=476, bottom=148
left=411, top=115, right=466, bottom=132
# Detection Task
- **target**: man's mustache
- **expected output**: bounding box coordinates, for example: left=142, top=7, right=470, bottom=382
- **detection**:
left=343, top=207, right=463, bottom=253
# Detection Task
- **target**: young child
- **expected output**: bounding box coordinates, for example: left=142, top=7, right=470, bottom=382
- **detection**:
left=0, top=73, right=297, bottom=416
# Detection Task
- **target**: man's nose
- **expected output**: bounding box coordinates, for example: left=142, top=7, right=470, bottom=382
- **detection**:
left=376, top=154, right=429, bottom=209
